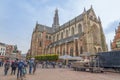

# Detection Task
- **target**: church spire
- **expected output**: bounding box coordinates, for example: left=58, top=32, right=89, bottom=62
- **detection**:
left=52, top=8, right=59, bottom=30
left=90, top=5, right=93, bottom=10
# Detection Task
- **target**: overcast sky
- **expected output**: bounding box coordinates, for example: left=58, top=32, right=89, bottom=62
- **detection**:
left=0, top=0, right=120, bottom=54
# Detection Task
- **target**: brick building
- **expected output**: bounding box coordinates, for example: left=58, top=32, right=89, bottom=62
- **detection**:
left=30, top=7, right=108, bottom=57
left=111, top=23, right=120, bottom=50
left=6, top=45, right=21, bottom=59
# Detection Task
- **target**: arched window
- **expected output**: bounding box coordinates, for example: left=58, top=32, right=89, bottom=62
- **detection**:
left=98, top=48, right=102, bottom=52
left=46, top=35, right=48, bottom=39
left=57, top=34, right=59, bottom=40
left=49, top=36, right=51, bottom=40
left=63, top=48, right=65, bottom=55
left=92, top=24, right=99, bottom=44
left=94, top=47, right=97, bottom=53
left=40, top=41, right=42, bottom=47
left=61, top=32, right=63, bottom=39
left=66, top=30, right=68, bottom=37
left=39, top=33, right=41, bottom=38
left=70, top=47, right=73, bottom=56
left=78, top=24, right=82, bottom=34
left=57, top=50, right=59, bottom=54
left=80, top=46, right=83, bottom=54
left=53, top=36, right=55, bottom=42
left=71, top=27, right=74, bottom=35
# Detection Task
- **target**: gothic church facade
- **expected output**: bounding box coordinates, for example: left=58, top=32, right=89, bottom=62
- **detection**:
left=30, top=7, right=108, bottom=57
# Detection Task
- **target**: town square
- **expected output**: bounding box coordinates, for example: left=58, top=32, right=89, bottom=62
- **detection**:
left=0, top=65, right=120, bottom=80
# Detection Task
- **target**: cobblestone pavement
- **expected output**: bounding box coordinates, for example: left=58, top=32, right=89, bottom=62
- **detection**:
left=0, top=67, right=120, bottom=80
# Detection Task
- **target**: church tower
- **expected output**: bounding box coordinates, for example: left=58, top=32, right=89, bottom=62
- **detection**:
left=52, top=9, right=59, bottom=30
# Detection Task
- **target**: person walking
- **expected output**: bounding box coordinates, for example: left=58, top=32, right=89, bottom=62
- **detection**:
left=4, top=60, right=10, bottom=75
left=11, top=60, right=17, bottom=75
left=28, top=58, right=34, bottom=74
left=17, top=59, right=25, bottom=80
left=33, top=60, right=38, bottom=74
left=22, top=60, right=27, bottom=78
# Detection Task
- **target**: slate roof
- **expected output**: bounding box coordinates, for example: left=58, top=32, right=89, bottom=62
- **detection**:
left=0, top=42, right=6, bottom=46
left=36, top=8, right=93, bottom=34
left=36, top=24, right=53, bottom=34
left=48, top=33, right=83, bottom=47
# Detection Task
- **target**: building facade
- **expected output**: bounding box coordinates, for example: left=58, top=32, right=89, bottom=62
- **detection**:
left=30, top=7, right=108, bottom=57
left=6, top=45, right=21, bottom=59
left=111, top=23, right=120, bottom=50
left=0, top=42, right=6, bottom=59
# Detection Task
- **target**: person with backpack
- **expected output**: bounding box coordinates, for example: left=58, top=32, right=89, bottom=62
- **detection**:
left=11, top=60, right=17, bottom=75
left=4, top=60, right=10, bottom=75
left=17, top=59, right=25, bottom=80
left=22, top=60, right=27, bottom=78
left=28, top=58, right=34, bottom=74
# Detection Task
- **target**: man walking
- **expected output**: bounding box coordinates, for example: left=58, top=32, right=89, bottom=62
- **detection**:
left=28, top=58, right=34, bottom=74
left=11, top=60, right=17, bottom=75
left=17, top=59, right=25, bottom=80
left=4, top=60, right=10, bottom=75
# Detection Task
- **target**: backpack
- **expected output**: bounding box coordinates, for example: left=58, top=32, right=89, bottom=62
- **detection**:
left=5, top=62, right=10, bottom=69
left=12, top=62, right=17, bottom=68
left=18, top=62, right=23, bottom=68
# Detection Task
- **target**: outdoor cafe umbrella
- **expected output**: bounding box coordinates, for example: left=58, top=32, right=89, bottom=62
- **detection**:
left=59, top=54, right=72, bottom=60
left=71, top=56, right=83, bottom=60
left=59, top=55, right=72, bottom=65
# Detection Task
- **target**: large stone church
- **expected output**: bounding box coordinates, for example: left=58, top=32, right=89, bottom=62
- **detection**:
left=30, top=6, right=108, bottom=57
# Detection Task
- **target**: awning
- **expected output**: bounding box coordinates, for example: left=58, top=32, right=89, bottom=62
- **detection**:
left=0, top=56, right=5, bottom=58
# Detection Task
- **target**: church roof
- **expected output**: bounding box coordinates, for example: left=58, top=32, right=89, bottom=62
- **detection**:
left=0, top=42, right=6, bottom=46
left=36, top=24, right=53, bottom=34
left=48, top=33, right=81, bottom=47
left=35, top=8, right=95, bottom=34
left=53, top=8, right=94, bottom=33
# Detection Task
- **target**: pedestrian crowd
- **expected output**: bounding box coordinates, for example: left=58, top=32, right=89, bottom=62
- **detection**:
left=0, top=58, right=37, bottom=80
left=0, top=58, right=72, bottom=80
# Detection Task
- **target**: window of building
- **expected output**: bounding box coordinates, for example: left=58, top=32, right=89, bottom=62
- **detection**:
left=70, top=47, right=73, bottom=56
left=40, top=41, right=42, bottom=47
left=116, top=41, right=120, bottom=48
left=78, top=24, right=82, bottom=34
left=46, top=35, right=48, bottom=39
left=49, top=36, right=51, bottom=40
left=61, top=32, right=63, bottom=39
left=39, top=33, right=41, bottom=38
left=92, top=24, right=99, bottom=44
left=63, top=48, right=65, bottom=55
left=71, top=27, right=74, bottom=35
left=53, top=36, right=55, bottom=42
left=57, top=34, right=59, bottom=40
left=57, top=50, right=59, bottom=54
left=66, top=30, right=68, bottom=37
left=80, top=46, right=83, bottom=54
